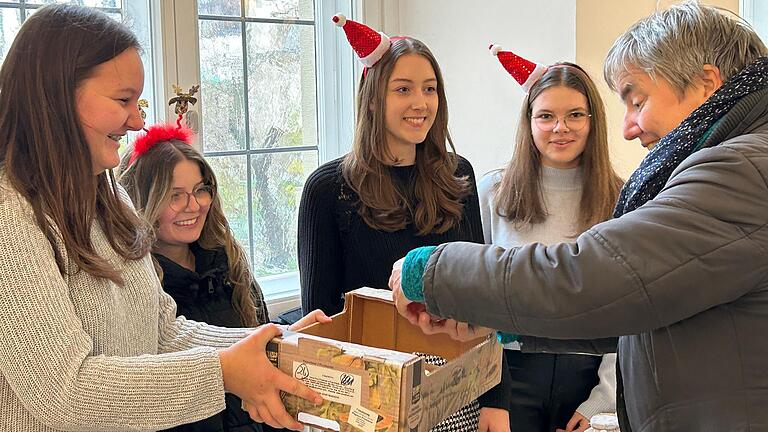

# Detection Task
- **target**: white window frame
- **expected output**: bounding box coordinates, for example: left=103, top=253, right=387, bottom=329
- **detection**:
left=0, top=1, right=160, bottom=125
left=157, top=0, right=357, bottom=316
left=741, top=0, right=768, bottom=42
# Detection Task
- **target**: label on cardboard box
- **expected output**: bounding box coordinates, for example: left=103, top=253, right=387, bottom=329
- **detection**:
left=348, top=405, right=378, bottom=432
left=292, top=361, right=362, bottom=406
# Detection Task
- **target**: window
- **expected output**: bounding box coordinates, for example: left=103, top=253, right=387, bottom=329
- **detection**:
left=0, top=0, right=356, bottom=312
left=0, top=0, right=159, bottom=135
left=165, top=0, right=355, bottom=306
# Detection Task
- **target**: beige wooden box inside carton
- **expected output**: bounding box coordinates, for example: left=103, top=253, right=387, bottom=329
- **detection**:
left=266, top=287, right=502, bottom=432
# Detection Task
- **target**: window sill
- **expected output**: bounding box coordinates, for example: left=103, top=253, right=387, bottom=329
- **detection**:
left=260, top=271, right=301, bottom=317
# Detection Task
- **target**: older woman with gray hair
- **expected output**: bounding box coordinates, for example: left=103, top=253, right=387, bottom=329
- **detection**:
left=387, top=2, right=768, bottom=431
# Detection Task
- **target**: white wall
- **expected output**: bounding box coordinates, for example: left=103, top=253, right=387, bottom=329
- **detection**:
left=362, top=0, right=576, bottom=178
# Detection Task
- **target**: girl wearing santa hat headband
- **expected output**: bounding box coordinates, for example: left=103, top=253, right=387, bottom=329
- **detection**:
left=298, top=14, right=510, bottom=432
left=478, top=47, right=623, bottom=432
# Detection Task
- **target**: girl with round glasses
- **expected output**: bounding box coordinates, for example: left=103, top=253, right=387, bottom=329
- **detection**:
left=477, top=53, right=623, bottom=432
left=118, top=124, right=330, bottom=432
left=167, top=183, right=215, bottom=212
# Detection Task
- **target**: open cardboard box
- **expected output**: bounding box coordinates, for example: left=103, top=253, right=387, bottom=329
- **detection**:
left=266, top=288, right=502, bottom=432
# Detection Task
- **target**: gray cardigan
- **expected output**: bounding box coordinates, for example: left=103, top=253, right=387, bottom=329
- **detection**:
left=420, top=95, right=768, bottom=432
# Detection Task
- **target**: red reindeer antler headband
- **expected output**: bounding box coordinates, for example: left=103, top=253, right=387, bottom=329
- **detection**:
left=128, top=123, right=194, bottom=166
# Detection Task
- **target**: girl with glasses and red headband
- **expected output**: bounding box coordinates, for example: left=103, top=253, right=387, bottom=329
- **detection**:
left=475, top=47, right=624, bottom=432
left=118, top=124, right=330, bottom=432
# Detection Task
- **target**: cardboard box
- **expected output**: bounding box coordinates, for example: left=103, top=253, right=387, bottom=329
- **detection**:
left=267, top=288, right=503, bottom=432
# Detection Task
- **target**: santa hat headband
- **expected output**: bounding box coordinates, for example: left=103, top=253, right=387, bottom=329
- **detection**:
left=128, top=123, right=194, bottom=166
left=489, top=44, right=548, bottom=93
left=333, top=13, right=391, bottom=68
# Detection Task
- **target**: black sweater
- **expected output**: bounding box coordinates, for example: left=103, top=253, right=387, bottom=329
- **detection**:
left=297, top=155, right=509, bottom=410
left=298, top=155, right=483, bottom=315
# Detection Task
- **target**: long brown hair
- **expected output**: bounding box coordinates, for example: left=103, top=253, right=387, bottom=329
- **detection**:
left=342, top=38, right=470, bottom=236
left=0, top=4, right=151, bottom=285
left=118, top=142, right=263, bottom=327
left=494, top=63, right=623, bottom=233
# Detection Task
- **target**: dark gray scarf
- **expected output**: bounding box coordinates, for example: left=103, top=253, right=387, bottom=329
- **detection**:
left=614, top=57, right=768, bottom=217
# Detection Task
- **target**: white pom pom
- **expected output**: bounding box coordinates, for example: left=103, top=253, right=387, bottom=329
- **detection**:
left=489, top=44, right=503, bottom=56
left=332, top=13, right=346, bottom=27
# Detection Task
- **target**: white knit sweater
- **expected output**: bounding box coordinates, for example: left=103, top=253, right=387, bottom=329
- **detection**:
left=0, top=174, right=253, bottom=432
left=478, top=167, right=617, bottom=420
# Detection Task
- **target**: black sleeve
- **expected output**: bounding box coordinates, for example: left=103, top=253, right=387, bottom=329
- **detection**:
left=519, top=336, right=619, bottom=355
left=477, top=351, right=511, bottom=410
left=455, top=155, right=484, bottom=244
left=297, top=162, right=345, bottom=316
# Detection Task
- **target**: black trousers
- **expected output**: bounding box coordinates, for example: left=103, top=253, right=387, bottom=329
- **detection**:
left=505, top=350, right=601, bottom=432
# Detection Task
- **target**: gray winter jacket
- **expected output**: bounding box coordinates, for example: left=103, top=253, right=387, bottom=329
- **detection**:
left=420, top=91, right=768, bottom=432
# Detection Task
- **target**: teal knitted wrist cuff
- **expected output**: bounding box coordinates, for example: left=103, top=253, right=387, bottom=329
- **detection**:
left=401, top=246, right=436, bottom=302
left=497, top=332, right=519, bottom=344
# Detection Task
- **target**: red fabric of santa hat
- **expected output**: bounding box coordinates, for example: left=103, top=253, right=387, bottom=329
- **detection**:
left=333, top=13, right=391, bottom=68
left=489, top=44, right=548, bottom=93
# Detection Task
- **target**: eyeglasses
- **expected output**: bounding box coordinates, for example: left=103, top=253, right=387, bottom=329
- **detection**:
left=532, top=111, right=592, bottom=132
left=169, top=184, right=215, bottom=212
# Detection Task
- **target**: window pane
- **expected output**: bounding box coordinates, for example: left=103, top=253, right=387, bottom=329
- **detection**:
left=24, top=0, right=69, bottom=4
left=207, top=155, right=252, bottom=265
left=250, top=150, right=317, bottom=277
left=4, top=2, right=155, bottom=146
left=83, top=0, right=121, bottom=7
left=26, top=0, right=121, bottom=6
left=199, top=19, right=246, bottom=152
left=246, top=22, right=317, bottom=150
left=245, top=0, right=314, bottom=21
left=0, top=8, right=22, bottom=64
left=25, top=7, right=118, bottom=23
left=198, top=0, right=240, bottom=17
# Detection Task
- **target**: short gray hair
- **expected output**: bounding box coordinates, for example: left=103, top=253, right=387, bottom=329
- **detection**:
left=604, top=1, right=767, bottom=95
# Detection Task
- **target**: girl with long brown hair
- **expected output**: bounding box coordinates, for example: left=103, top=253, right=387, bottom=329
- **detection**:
left=0, top=5, right=323, bottom=431
left=297, top=15, right=505, bottom=432
left=478, top=48, right=623, bottom=432
left=118, top=124, right=330, bottom=432
left=298, top=16, right=480, bottom=320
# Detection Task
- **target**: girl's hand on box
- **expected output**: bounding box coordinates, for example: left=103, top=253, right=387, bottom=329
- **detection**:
left=288, top=309, right=332, bottom=331
left=219, top=324, right=323, bottom=431
left=478, top=407, right=510, bottom=432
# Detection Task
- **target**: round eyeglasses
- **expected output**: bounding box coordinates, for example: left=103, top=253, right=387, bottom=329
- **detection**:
left=169, top=184, right=215, bottom=212
left=532, top=111, right=592, bottom=132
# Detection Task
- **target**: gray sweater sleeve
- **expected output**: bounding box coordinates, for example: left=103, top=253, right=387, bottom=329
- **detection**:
left=0, top=184, right=250, bottom=431
left=421, top=145, right=768, bottom=339
left=577, top=353, right=617, bottom=419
